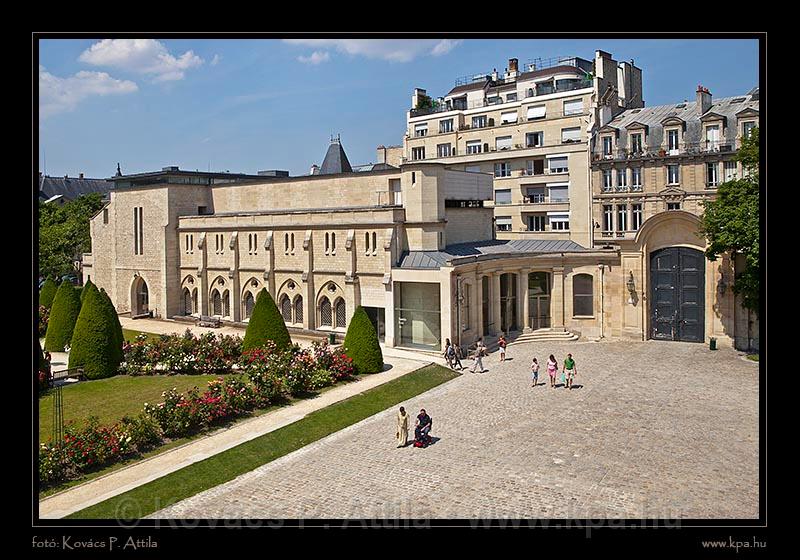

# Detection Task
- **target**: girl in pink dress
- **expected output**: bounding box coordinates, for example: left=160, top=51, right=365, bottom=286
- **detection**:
left=547, top=354, right=558, bottom=388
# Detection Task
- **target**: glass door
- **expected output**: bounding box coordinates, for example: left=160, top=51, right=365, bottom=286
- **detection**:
left=528, top=272, right=550, bottom=330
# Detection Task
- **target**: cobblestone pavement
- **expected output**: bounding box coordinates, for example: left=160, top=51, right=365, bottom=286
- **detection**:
left=151, top=341, right=759, bottom=519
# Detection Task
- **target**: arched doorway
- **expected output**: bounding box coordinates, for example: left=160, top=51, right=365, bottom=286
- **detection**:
left=650, top=247, right=705, bottom=342
left=500, top=273, right=517, bottom=333
left=132, top=277, right=149, bottom=316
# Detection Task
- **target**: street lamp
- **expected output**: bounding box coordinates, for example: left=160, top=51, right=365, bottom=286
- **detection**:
left=626, top=271, right=636, bottom=304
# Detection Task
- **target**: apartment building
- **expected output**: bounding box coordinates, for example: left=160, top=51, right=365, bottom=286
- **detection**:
left=405, top=50, right=642, bottom=247
left=590, top=85, right=759, bottom=348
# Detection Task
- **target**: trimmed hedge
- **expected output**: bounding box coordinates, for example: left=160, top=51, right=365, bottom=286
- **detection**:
left=97, top=288, right=124, bottom=365
left=242, top=289, right=292, bottom=351
left=44, top=281, right=82, bottom=352
left=342, top=305, right=384, bottom=374
left=39, top=278, right=58, bottom=308
left=81, top=279, right=96, bottom=303
left=68, top=286, right=121, bottom=379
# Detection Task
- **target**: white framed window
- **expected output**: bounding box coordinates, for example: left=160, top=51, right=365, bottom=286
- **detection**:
left=495, top=216, right=512, bottom=232
left=526, top=131, right=543, bottom=148
left=602, top=169, right=613, bottom=191
left=742, top=121, right=756, bottom=138
left=630, top=133, right=643, bottom=154
left=529, top=214, right=546, bottom=231
left=724, top=160, right=737, bottom=182
left=496, top=136, right=512, bottom=151
left=705, top=124, right=720, bottom=150
left=667, top=164, right=680, bottom=185
left=603, top=205, right=613, bottom=231
left=549, top=213, right=570, bottom=231
left=494, top=162, right=512, bottom=178
left=548, top=184, right=569, bottom=203
left=548, top=155, right=568, bottom=174
left=411, top=147, right=425, bottom=160
left=617, top=204, right=627, bottom=231
left=561, top=127, right=581, bottom=143
left=526, top=186, right=545, bottom=203
left=706, top=162, right=719, bottom=187
left=667, top=202, right=681, bottom=211
left=500, top=111, right=518, bottom=124
left=466, top=140, right=483, bottom=154
left=631, top=167, right=642, bottom=189
left=602, top=136, right=613, bottom=155
left=437, top=143, right=452, bottom=157
left=494, top=189, right=512, bottom=205
left=527, top=105, right=546, bottom=120
left=616, top=169, right=627, bottom=188
left=472, top=115, right=487, bottom=128
left=632, top=204, right=643, bottom=230
left=563, top=98, right=583, bottom=116
left=667, top=129, right=680, bottom=151
left=439, top=119, right=453, bottom=133
left=414, top=123, right=428, bottom=137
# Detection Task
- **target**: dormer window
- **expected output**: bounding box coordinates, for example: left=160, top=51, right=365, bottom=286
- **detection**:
left=602, top=136, right=613, bottom=156
left=630, top=133, right=643, bottom=154
left=667, top=129, right=680, bottom=152
left=705, top=124, right=720, bottom=151
left=742, top=121, right=756, bottom=138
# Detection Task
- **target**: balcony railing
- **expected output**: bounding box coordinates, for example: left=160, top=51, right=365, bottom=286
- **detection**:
left=600, top=185, right=643, bottom=193
left=522, top=196, right=570, bottom=204
left=593, top=141, right=736, bottom=162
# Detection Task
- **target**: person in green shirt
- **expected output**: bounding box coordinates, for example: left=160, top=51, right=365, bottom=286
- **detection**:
left=563, top=353, right=577, bottom=389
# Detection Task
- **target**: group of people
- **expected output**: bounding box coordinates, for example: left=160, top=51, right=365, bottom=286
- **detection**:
left=395, top=406, right=433, bottom=448
left=531, top=353, right=578, bottom=389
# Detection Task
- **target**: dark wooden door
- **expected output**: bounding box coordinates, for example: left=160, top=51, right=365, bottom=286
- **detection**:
left=650, top=247, right=704, bottom=342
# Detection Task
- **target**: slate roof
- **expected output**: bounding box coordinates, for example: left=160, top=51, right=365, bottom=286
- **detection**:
left=319, top=140, right=353, bottom=175
left=598, top=89, right=759, bottom=152
left=398, top=239, right=587, bottom=269
left=39, top=175, right=115, bottom=201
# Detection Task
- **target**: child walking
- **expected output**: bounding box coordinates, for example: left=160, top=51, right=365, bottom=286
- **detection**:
left=547, top=354, right=558, bottom=388
left=530, top=357, right=539, bottom=387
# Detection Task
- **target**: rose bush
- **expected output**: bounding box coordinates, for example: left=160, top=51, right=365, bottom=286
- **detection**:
left=38, top=305, right=50, bottom=337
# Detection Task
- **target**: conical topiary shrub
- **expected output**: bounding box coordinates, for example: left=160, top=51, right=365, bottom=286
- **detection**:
left=242, top=288, right=292, bottom=351
left=39, top=278, right=58, bottom=308
left=81, top=280, right=97, bottom=304
left=97, top=288, right=124, bottom=365
left=69, top=286, right=121, bottom=379
left=342, top=305, right=383, bottom=374
left=44, top=281, right=82, bottom=352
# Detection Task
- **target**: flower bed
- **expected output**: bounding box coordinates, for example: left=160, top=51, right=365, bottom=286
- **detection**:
left=40, top=340, right=355, bottom=488
left=120, top=331, right=244, bottom=375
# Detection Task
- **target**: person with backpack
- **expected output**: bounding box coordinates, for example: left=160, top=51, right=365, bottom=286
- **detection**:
left=470, top=338, right=487, bottom=373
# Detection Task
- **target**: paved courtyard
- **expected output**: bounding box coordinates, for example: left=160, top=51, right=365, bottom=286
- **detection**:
left=151, top=341, right=759, bottom=519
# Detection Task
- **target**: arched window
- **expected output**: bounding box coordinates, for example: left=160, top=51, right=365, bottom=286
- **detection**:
left=573, top=274, right=594, bottom=316
left=243, top=292, right=255, bottom=319
left=325, top=232, right=330, bottom=254
left=365, top=232, right=370, bottom=255
left=334, top=297, right=346, bottom=328
left=331, top=232, right=336, bottom=253
left=294, top=295, right=303, bottom=324
left=182, top=288, right=192, bottom=315
left=284, top=233, right=289, bottom=254
left=222, top=290, right=230, bottom=317
left=192, top=288, right=198, bottom=315
left=372, top=232, right=377, bottom=254
left=290, top=233, right=295, bottom=253
left=320, top=296, right=332, bottom=327
left=211, top=289, right=222, bottom=316
left=280, top=294, right=292, bottom=322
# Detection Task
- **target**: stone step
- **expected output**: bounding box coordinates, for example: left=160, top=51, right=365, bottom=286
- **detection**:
left=509, top=331, right=580, bottom=344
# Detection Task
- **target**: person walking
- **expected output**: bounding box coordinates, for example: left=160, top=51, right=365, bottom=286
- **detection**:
left=563, top=353, right=577, bottom=390
left=470, top=338, right=487, bottom=373
left=498, top=334, right=507, bottom=362
left=396, top=406, right=409, bottom=447
left=547, top=354, right=558, bottom=388
left=450, top=342, right=464, bottom=370
left=531, top=357, right=540, bottom=387
left=443, top=339, right=454, bottom=369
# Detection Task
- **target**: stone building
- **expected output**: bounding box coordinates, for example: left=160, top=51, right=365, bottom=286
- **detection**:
left=84, top=52, right=759, bottom=352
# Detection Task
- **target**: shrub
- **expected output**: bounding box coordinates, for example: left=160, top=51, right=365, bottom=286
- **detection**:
left=38, top=305, right=50, bottom=337
left=310, top=369, right=336, bottom=390
left=97, top=288, right=124, bottom=365
left=342, top=306, right=384, bottom=374
left=242, top=288, right=292, bottom=351
left=44, top=281, right=82, bottom=352
left=284, top=349, right=316, bottom=396
left=81, top=279, right=97, bottom=304
left=69, top=287, right=121, bottom=379
left=120, top=413, right=163, bottom=451
left=312, top=340, right=355, bottom=380
left=38, top=345, right=51, bottom=393
left=39, top=278, right=58, bottom=308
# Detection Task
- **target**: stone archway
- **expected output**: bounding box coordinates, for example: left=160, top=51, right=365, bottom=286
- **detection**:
left=131, top=276, right=149, bottom=316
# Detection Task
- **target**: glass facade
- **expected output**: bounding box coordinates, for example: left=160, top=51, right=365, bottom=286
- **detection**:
left=395, top=282, right=441, bottom=350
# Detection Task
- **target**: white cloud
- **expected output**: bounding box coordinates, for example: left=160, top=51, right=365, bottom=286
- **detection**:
left=39, top=65, right=138, bottom=118
left=298, top=51, right=330, bottom=65
left=284, top=39, right=462, bottom=63
left=79, top=39, right=204, bottom=82
left=210, top=54, right=222, bottom=66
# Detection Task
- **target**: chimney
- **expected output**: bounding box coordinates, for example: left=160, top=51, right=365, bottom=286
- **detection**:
left=491, top=68, right=498, bottom=81
left=79, top=172, right=84, bottom=179
left=696, top=85, right=712, bottom=115
left=310, top=164, right=320, bottom=176
left=411, top=88, right=427, bottom=109
left=508, top=58, right=518, bottom=73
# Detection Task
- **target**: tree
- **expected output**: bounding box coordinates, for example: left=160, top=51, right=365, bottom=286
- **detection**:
left=342, top=306, right=384, bottom=374
left=242, top=289, right=292, bottom=351
left=700, top=127, right=760, bottom=313
left=44, top=281, right=82, bottom=352
left=39, top=278, right=58, bottom=308
left=38, top=193, right=104, bottom=279
left=69, top=286, right=121, bottom=379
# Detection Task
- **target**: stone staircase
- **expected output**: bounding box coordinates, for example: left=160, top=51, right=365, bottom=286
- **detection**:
left=508, top=328, right=580, bottom=345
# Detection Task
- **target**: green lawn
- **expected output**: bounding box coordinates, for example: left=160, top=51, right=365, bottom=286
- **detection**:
left=122, top=328, right=162, bottom=343
left=39, top=374, right=219, bottom=443
left=747, top=354, right=759, bottom=362
left=69, top=363, right=459, bottom=519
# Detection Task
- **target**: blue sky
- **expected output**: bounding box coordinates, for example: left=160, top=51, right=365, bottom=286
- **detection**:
left=38, top=38, right=759, bottom=179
